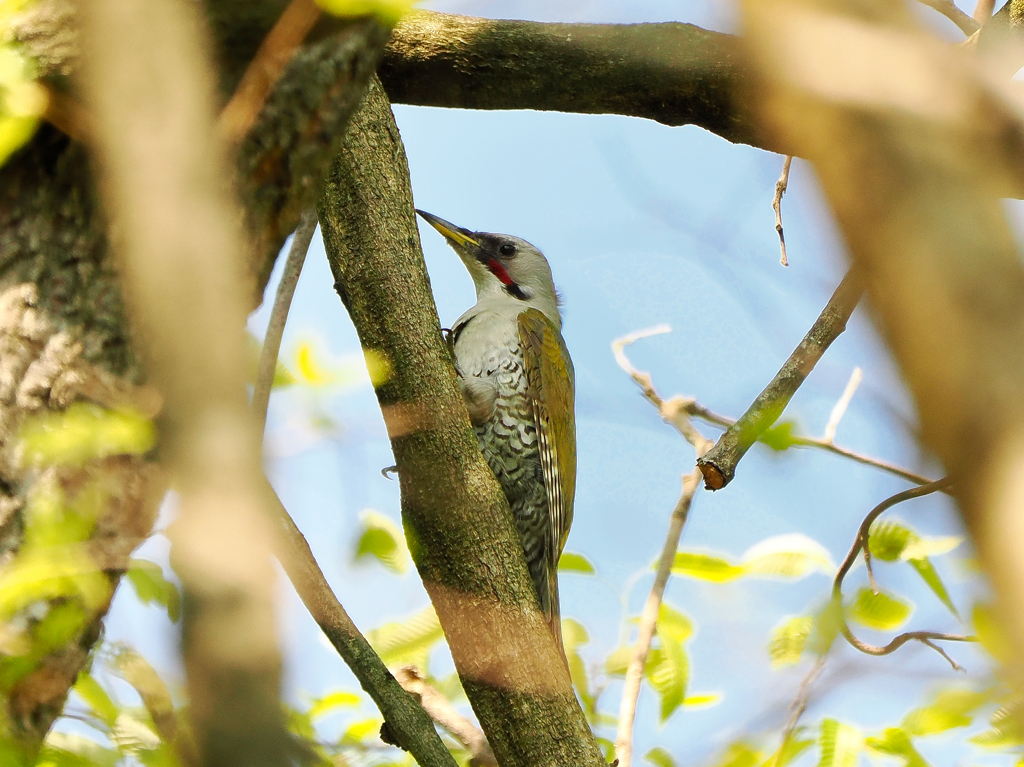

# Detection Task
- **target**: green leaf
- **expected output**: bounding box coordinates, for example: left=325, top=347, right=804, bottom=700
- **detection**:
left=645, top=747, right=677, bottom=767
left=974, top=602, right=1011, bottom=663
left=558, top=552, right=595, bottom=574
left=0, top=44, right=46, bottom=169
left=741, top=534, right=835, bottom=579
left=868, top=519, right=916, bottom=562
left=683, top=692, right=722, bottom=709
left=39, top=733, right=119, bottom=767
left=648, top=622, right=689, bottom=722
left=247, top=333, right=296, bottom=389
left=126, top=559, right=181, bottom=622
left=712, top=742, right=761, bottom=767
left=671, top=552, right=744, bottom=582
left=762, top=734, right=814, bottom=767
left=865, top=727, right=929, bottom=767
left=562, top=618, right=593, bottom=711
left=847, top=588, right=912, bottom=631
left=309, top=690, right=361, bottom=720
left=759, top=420, right=798, bottom=451
left=354, top=511, right=410, bottom=575
left=313, top=0, right=417, bottom=24
left=366, top=605, right=443, bottom=670
left=907, top=557, right=958, bottom=618
left=902, top=689, right=988, bottom=736
left=108, top=647, right=177, bottom=742
left=900, top=536, right=962, bottom=560
left=19, top=403, right=156, bottom=467
left=657, top=603, right=693, bottom=642
left=34, top=601, right=88, bottom=653
left=809, top=595, right=844, bottom=655
left=73, top=672, right=119, bottom=728
left=340, top=716, right=384, bottom=745
left=604, top=645, right=633, bottom=677
left=768, top=615, right=814, bottom=668
left=818, top=719, right=863, bottom=767
left=968, top=703, right=1024, bottom=749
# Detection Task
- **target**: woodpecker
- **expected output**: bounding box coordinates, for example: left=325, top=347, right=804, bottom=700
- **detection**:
left=417, top=210, right=576, bottom=653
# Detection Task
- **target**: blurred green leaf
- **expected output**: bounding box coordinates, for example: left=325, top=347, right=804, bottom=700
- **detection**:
left=712, top=741, right=761, bottom=767
left=341, top=716, right=384, bottom=745
left=313, top=0, right=417, bottom=24
left=683, top=692, right=722, bottom=709
left=645, top=746, right=677, bottom=767
left=868, top=520, right=914, bottom=562
left=127, top=559, right=181, bottom=622
left=366, top=605, right=443, bottom=670
left=657, top=603, right=693, bottom=643
left=39, top=733, right=119, bottom=767
left=648, top=624, right=688, bottom=722
left=671, top=552, right=744, bottom=582
left=741, top=534, right=835, bottom=579
left=818, top=719, right=862, bottom=767
left=761, top=733, right=814, bottom=767
left=558, top=552, right=595, bottom=574
left=768, top=615, right=814, bottom=668
left=19, top=403, right=155, bottom=467
left=900, top=536, right=961, bottom=561
left=562, top=618, right=593, bottom=712
left=34, top=601, right=87, bottom=653
left=355, top=510, right=410, bottom=575
left=309, top=690, right=361, bottom=720
left=110, top=711, right=161, bottom=753
left=906, top=557, right=958, bottom=618
left=247, top=333, right=296, bottom=389
left=809, top=595, right=844, bottom=656
left=73, top=672, right=119, bottom=728
left=605, top=645, right=633, bottom=677
left=0, top=43, right=46, bottom=169
left=969, top=703, right=1024, bottom=749
left=759, top=420, right=798, bottom=451
left=865, top=727, right=929, bottom=767
left=974, top=603, right=1011, bottom=663
left=847, top=588, right=912, bottom=631
left=0, top=546, right=110, bottom=619
left=902, top=689, right=988, bottom=736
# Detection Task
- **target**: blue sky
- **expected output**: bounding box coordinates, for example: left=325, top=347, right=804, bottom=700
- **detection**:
left=91, top=2, right=1020, bottom=765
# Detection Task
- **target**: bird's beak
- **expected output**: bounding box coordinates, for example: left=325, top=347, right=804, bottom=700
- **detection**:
left=416, top=209, right=479, bottom=250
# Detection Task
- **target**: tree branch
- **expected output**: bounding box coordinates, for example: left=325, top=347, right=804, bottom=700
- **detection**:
left=914, top=0, right=980, bottom=35
left=317, top=76, right=605, bottom=767
left=697, top=271, right=864, bottom=490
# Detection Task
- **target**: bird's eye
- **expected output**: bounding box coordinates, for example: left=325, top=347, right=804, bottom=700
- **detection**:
left=499, top=243, right=517, bottom=257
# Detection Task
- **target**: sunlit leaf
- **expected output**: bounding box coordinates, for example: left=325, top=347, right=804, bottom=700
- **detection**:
left=974, top=602, right=1011, bottom=663
left=34, top=601, right=87, bottom=653
left=865, top=727, right=929, bottom=767
left=73, top=672, right=119, bottom=728
left=902, top=689, right=988, bottom=736
left=559, top=552, right=595, bottom=574
left=762, top=733, right=814, bottom=767
left=0, top=43, right=46, bottom=168
left=19, top=403, right=156, bottom=467
left=605, top=645, right=633, bottom=677
left=309, top=691, right=361, bottom=720
left=366, top=605, right=443, bottom=670
left=111, top=711, right=161, bottom=753
left=969, top=703, right=1024, bottom=749
left=126, top=559, right=181, bottom=622
left=847, top=588, right=912, bottom=631
left=809, top=595, right=844, bottom=655
left=341, top=716, right=384, bottom=745
left=562, top=617, right=592, bottom=711
left=741, top=534, right=835, bottom=579
left=818, top=719, right=862, bottom=767
left=712, top=741, right=761, bottom=767
left=759, top=420, right=798, bottom=451
left=648, top=624, right=688, bottom=722
left=40, top=733, right=119, bottom=767
left=907, top=557, right=958, bottom=618
left=354, top=510, right=410, bottom=575
left=868, top=519, right=915, bottom=562
left=683, top=692, right=722, bottom=709
left=900, top=536, right=962, bottom=561
left=768, top=615, right=814, bottom=668
left=109, top=647, right=177, bottom=742
left=657, top=603, right=693, bottom=643
left=0, top=546, right=111, bottom=618
left=313, top=0, right=417, bottom=24
left=247, top=333, right=296, bottom=389
left=645, top=746, right=677, bottom=767
left=671, top=551, right=744, bottom=582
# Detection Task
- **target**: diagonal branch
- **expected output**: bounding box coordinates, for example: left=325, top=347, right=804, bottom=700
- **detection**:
left=697, top=270, right=864, bottom=490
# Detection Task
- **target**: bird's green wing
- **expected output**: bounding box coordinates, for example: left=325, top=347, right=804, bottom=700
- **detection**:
left=518, top=308, right=576, bottom=638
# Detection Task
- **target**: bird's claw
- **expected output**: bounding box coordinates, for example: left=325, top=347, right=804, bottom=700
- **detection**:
left=381, top=465, right=398, bottom=479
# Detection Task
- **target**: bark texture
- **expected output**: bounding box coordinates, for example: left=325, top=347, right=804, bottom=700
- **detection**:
left=318, top=78, right=605, bottom=767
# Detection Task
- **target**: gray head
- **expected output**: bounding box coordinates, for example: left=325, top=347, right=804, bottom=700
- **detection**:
left=417, top=210, right=561, bottom=327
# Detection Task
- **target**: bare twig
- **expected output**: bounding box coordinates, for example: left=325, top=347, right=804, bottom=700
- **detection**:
left=611, top=331, right=709, bottom=767
left=217, top=0, right=323, bottom=145
left=697, top=270, right=864, bottom=489
left=773, top=657, right=826, bottom=767
left=252, top=208, right=318, bottom=433
left=973, top=0, right=996, bottom=22
left=832, top=479, right=974, bottom=670
left=394, top=666, right=497, bottom=766
left=822, top=367, right=862, bottom=444
left=914, top=0, right=981, bottom=35
left=773, top=155, right=793, bottom=266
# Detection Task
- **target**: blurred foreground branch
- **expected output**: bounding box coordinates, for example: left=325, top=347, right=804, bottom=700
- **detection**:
left=317, top=77, right=604, bottom=767
left=76, top=0, right=291, bottom=764
left=697, top=271, right=864, bottom=490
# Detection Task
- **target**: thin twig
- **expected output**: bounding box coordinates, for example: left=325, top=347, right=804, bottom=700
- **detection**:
left=822, top=367, right=862, bottom=444
left=394, top=666, right=497, bottom=766
left=217, top=0, right=324, bottom=144
left=832, top=479, right=975, bottom=671
left=914, top=0, right=981, bottom=35
left=252, top=208, right=318, bottom=433
left=773, top=657, right=826, bottom=767
left=697, top=270, right=865, bottom=490
left=611, top=333, right=709, bottom=767
left=973, top=0, right=996, bottom=22
left=773, top=155, right=793, bottom=267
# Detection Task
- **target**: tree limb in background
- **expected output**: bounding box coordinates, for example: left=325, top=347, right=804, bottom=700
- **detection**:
left=914, top=0, right=980, bottom=35
left=611, top=330, right=711, bottom=767
left=394, top=666, right=497, bottom=766
left=318, top=76, right=605, bottom=767
left=741, top=0, right=1024, bottom=683
left=697, top=271, right=864, bottom=490
left=75, top=0, right=291, bottom=764
left=974, top=0, right=996, bottom=22
left=268, top=486, right=459, bottom=767
left=831, top=480, right=973, bottom=670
